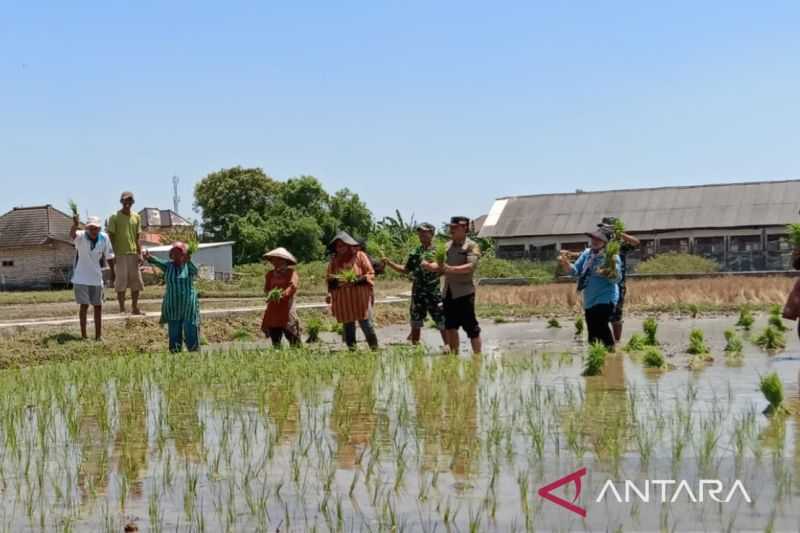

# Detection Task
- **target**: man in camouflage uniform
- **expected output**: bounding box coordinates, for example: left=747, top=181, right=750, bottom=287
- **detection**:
left=383, top=223, right=447, bottom=346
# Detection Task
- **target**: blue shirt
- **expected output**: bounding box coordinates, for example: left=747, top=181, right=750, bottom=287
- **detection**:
left=569, top=248, right=622, bottom=309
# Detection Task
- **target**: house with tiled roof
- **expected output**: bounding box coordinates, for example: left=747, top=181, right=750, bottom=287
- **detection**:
left=0, top=205, right=76, bottom=289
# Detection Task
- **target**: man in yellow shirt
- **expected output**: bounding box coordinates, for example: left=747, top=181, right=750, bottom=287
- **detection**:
left=107, top=191, right=144, bottom=314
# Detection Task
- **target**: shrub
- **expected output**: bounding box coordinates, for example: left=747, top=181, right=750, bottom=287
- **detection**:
left=583, top=341, right=607, bottom=376
left=687, top=328, right=709, bottom=355
left=760, top=372, right=788, bottom=416
left=635, top=252, right=720, bottom=275
left=643, top=318, right=659, bottom=346
left=736, top=306, right=754, bottom=331
left=754, top=326, right=786, bottom=351
left=476, top=257, right=557, bottom=283
left=642, top=347, right=665, bottom=369
left=625, top=333, right=646, bottom=352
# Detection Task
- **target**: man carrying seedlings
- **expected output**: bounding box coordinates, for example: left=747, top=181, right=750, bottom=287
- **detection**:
left=382, top=223, right=447, bottom=347
left=598, top=217, right=640, bottom=342
left=143, top=242, right=200, bottom=352
left=326, top=231, right=379, bottom=350
left=107, top=191, right=144, bottom=315
left=559, top=229, right=622, bottom=349
left=70, top=215, right=115, bottom=340
left=423, top=216, right=482, bottom=355
left=261, top=247, right=301, bottom=348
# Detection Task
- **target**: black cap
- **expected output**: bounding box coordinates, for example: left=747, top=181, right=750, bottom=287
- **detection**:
left=120, top=191, right=135, bottom=202
left=416, top=222, right=436, bottom=232
left=449, top=216, right=470, bottom=226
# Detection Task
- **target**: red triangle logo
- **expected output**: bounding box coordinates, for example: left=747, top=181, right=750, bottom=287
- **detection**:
left=537, top=467, right=587, bottom=517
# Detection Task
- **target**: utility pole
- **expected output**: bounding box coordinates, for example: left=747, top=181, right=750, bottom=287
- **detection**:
left=172, top=175, right=180, bottom=215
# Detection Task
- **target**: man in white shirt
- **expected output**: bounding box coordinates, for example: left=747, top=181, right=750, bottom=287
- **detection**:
left=70, top=215, right=115, bottom=340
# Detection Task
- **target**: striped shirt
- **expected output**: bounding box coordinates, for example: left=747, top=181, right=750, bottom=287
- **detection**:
left=147, top=256, right=200, bottom=325
left=327, top=250, right=374, bottom=323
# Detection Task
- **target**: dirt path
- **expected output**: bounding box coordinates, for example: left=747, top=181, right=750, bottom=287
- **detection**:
left=0, top=296, right=408, bottom=329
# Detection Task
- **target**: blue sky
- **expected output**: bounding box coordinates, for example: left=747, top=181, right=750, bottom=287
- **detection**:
left=2, top=1, right=799, bottom=227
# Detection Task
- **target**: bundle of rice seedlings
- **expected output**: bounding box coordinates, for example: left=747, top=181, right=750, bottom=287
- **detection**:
left=760, top=372, right=789, bottom=416
left=434, top=241, right=447, bottom=265
left=187, top=235, right=199, bottom=256
left=723, top=329, right=743, bottom=353
left=583, top=341, right=607, bottom=376
left=603, top=240, right=621, bottom=278
left=266, top=288, right=284, bottom=302
left=643, top=317, right=659, bottom=346
left=338, top=268, right=360, bottom=284
left=736, top=306, right=754, bottom=331
left=754, top=326, right=786, bottom=351
left=574, top=315, right=585, bottom=336
left=687, top=328, right=709, bottom=355
left=612, top=219, right=625, bottom=240
left=642, top=347, right=665, bottom=369
left=786, top=223, right=800, bottom=249
left=768, top=304, right=788, bottom=332
left=547, top=317, right=561, bottom=328
left=688, top=303, right=700, bottom=319
left=625, top=333, right=646, bottom=352
left=67, top=199, right=79, bottom=218
left=306, top=317, right=322, bottom=343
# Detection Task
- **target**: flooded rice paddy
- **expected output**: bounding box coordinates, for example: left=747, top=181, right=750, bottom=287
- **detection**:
left=2, top=315, right=800, bottom=531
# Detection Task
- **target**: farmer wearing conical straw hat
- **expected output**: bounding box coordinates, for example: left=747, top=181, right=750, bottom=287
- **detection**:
left=261, top=247, right=301, bottom=348
left=326, top=231, right=379, bottom=350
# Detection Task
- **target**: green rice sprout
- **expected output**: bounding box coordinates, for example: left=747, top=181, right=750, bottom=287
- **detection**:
left=583, top=341, right=607, bottom=376
left=786, top=223, right=800, bottom=248
left=306, top=317, right=322, bottom=343
left=688, top=303, right=700, bottom=318
left=432, top=241, right=447, bottom=266
left=754, top=326, right=786, bottom=351
left=603, top=240, right=621, bottom=278
left=266, top=288, right=284, bottom=302
left=723, top=329, right=743, bottom=354
left=625, top=333, right=646, bottom=352
left=547, top=317, right=561, bottom=328
left=642, top=347, right=665, bottom=369
left=67, top=199, right=79, bottom=217
left=187, top=235, right=199, bottom=256
left=768, top=304, right=788, bottom=332
left=687, top=328, right=709, bottom=355
left=760, top=372, right=789, bottom=416
left=643, top=317, right=659, bottom=346
left=338, top=268, right=360, bottom=284
left=574, top=315, right=584, bottom=336
left=736, top=306, right=754, bottom=330
left=612, top=218, right=625, bottom=240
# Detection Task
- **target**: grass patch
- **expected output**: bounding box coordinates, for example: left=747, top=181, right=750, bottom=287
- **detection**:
left=635, top=252, right=720, bottom=275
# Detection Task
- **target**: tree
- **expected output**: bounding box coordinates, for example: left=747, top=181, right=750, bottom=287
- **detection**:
left=329, top=188, right=373, bottom=241
left=194, top=167, right=279, bottom=239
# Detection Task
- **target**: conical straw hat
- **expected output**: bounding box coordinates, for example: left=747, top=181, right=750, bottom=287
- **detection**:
left=262, top=247, right=297, bottom=265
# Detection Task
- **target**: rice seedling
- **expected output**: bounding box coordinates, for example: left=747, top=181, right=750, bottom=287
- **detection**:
left=337, top=268, right=360, bottom=284
left=546, top=317, right=561, bottom=328
left=688, top=303, right=700, bottom=318
left=643, top=317, right=659, bottom=346
left=723, top=329, right=743, bottom=354
left=687, top=328, right=709, bottom=355
left=583, top=341, right=607, bottom=376
left=67, top=199, right=79, bottom=218
left=625, top=333, right=646, bottom=352
left=603, top=240, right=621, bottom=278
left=768, top=304, right=788, bottom=332
left=266, top=288, right=284, bottom=302
left=754, top=326, right=786, bottom=351
left=760, top=372, right=789, bottom=416
left=736, top=306, right=754, bottom=331
left=306, top=317, right=322, bottom=343
left=642, top=347, right=665, bottom=369
left=574, top=315, right=584, bottom=336
left=187, top=234, right=199, bottom=256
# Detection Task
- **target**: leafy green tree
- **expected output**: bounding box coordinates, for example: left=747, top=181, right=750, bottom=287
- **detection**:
left=329, top=188, right=373, bottom=241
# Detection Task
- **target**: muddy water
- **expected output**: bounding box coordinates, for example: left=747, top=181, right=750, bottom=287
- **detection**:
left=1, top=316, right=800, bottom=531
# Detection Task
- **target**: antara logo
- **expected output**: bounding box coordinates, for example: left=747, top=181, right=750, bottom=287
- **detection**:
left=538, top=469, right=751, bottom=517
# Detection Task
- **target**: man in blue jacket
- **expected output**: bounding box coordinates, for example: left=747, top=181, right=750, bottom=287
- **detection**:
left=559, top=229, right=622, bottom=349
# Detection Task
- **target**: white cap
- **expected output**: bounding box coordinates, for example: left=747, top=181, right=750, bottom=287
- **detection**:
left=85, top=216, right=102, bottom=228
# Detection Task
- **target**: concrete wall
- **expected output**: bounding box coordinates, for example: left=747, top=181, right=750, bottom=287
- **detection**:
left=0, top=242, right=76, bottom=290
left=149, top=244, right=234, bottom=281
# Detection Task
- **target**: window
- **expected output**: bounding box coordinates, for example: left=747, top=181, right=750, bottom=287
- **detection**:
left=561, top=242, right=587, bottom=252
left=1, top=260, right=13, bottom=267
left=497, top=244, right=525, bottom=259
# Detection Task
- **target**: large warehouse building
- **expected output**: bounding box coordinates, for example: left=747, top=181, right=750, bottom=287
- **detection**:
left=478, top=179, right=800, bottom=272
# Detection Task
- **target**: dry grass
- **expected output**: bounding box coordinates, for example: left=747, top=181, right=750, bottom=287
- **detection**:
left=477, top=276, right=796, bottom=315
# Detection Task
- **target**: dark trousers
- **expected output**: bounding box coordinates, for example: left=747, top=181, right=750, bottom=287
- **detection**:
left=343, top=319, right=378, bottom=350
left=585, top=303, right=615, bottom=349
left=267, top=328, right=301, bottom=348
left=168, top=320, right=199, bottom=353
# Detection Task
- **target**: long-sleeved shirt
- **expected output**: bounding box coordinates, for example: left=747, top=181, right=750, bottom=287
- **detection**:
left=261, top=268, right=300, bottom=330
left=568, top=248, right=622, bottom=309
left=147, top=256, right=200, bottom=324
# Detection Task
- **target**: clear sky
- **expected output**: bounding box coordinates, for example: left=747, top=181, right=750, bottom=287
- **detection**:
left=2, top=1, right=799, bottom=227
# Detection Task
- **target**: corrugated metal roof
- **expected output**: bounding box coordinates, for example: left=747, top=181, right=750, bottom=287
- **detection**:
left=479, top=179, right=800, bottom=238
left=0, top=205, right=73, bottom=248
